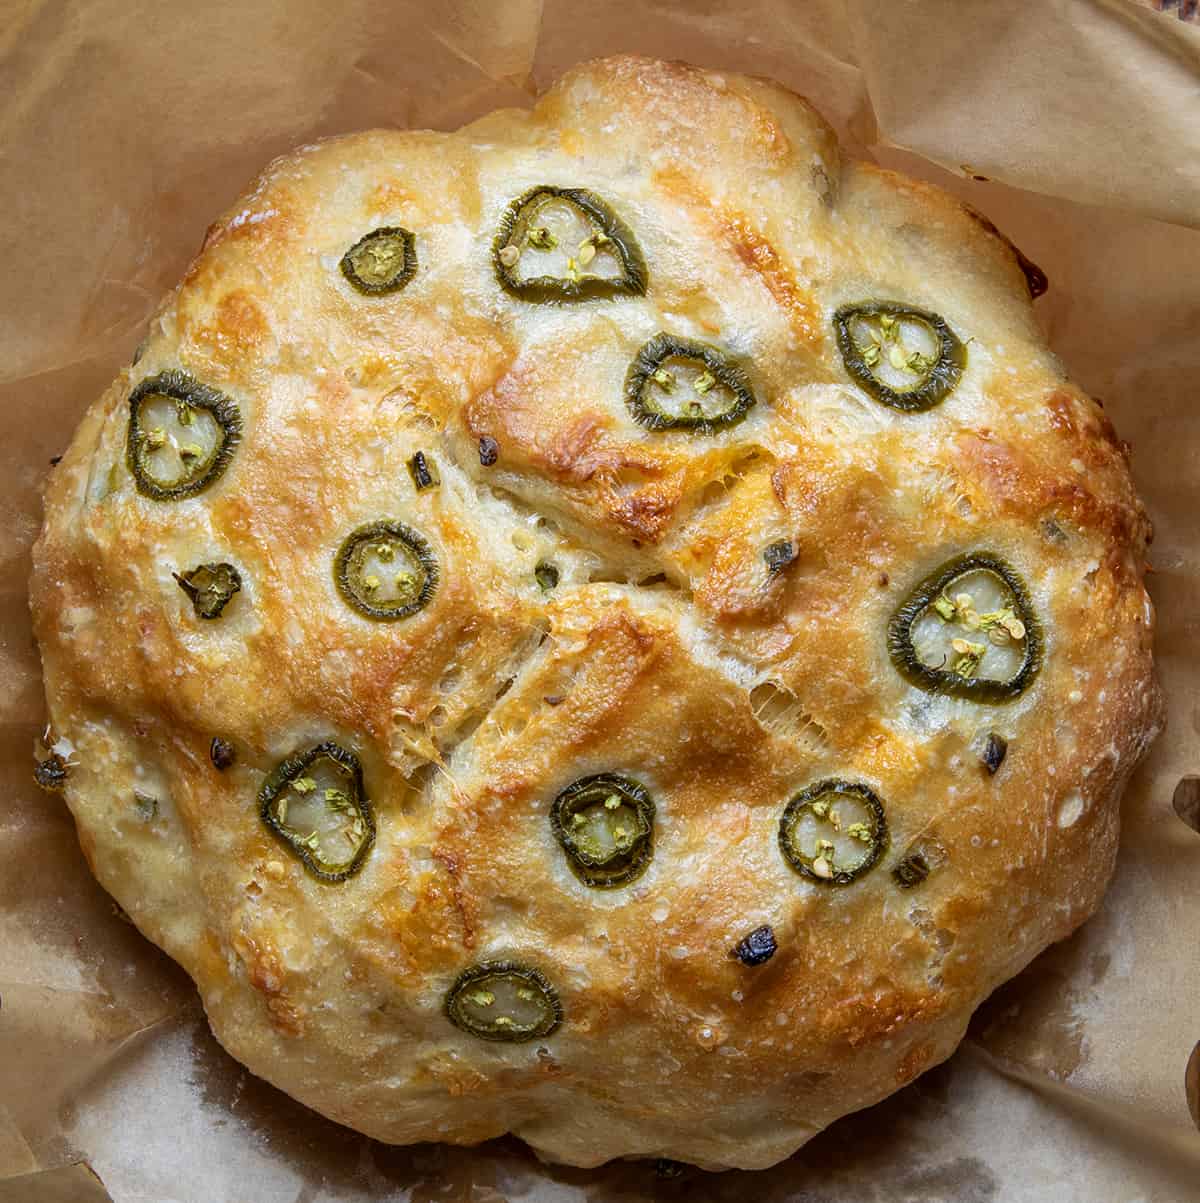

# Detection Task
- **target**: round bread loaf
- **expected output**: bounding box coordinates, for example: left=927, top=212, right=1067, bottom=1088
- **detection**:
left=30, top=56, right=1163, bottom=1170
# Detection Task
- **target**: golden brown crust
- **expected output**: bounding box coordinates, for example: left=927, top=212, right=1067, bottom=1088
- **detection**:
left=29, top=55, right=1161, bottom=1170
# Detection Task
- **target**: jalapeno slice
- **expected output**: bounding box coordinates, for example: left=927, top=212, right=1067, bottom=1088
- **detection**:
left=626, top=334, right=755, bottom=434
left=209, top=737, right=236, bottom=770
left=983, top=732, right=1008, bottom=774
left=892, top=852, right=931, bottom=889
left=445, top=960, right=562, bottom=1042
left=535, top=560, right=559, bottom=591
left=550, top=773, right=655, bottom=888
left=34, top=753, right=68, bottom=792
left=834, top=301, right=965, bottom=412
left=406, top=450, right=439, bottom=491
left=731, top=924, right=777, bottom=966
left=173, top=561, right=242, bottom=619
left=763, top=540, right=796, bottom=575
left=339, top=226, right=417, bottom=295
left=779, top=780, right=888, bottom=885
left=126, top=370, right=242, bottom=500
left=888, top=553, right=1042, bottom=701
left=333, top=520, right=438, bottom=621
left=477, top=435, right=499, bottom=467
left=493, top=186, right=647, bottom=301
left=258, top=741, right=374, bottom=882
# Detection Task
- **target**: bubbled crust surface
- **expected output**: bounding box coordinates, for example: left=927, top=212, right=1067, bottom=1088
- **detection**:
left=30, top=57, right=1162, bottom=1170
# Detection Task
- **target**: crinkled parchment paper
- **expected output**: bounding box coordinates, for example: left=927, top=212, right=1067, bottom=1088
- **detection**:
left=2, top=1, right=1198, bottom=1199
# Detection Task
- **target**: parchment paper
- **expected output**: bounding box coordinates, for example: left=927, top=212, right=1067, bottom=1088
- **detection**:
left=2, top=2, right=1198, bottom=1199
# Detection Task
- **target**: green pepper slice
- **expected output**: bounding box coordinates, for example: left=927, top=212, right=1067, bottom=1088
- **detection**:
left=445, top=960, right=562, bottom=1042
left=258, top=741, right=375, bottom=882
left=174, top=562, right=242, bottom=619
left=550, top=773, right=655, bottom=888
left=333, top=520, right=438, bottom=621
left=126, top=370, right=242, bottom=500
left=779, top=779, right=888, bottom=885
left=626, top=334, right=755, bottom=434
left=834, top=301, right=965, bottom=411
left=340, top=226, right=417, bottom=295
left=888, top=552, right=1042, bottom=701
left=493, top=186, right=647, bottom=301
